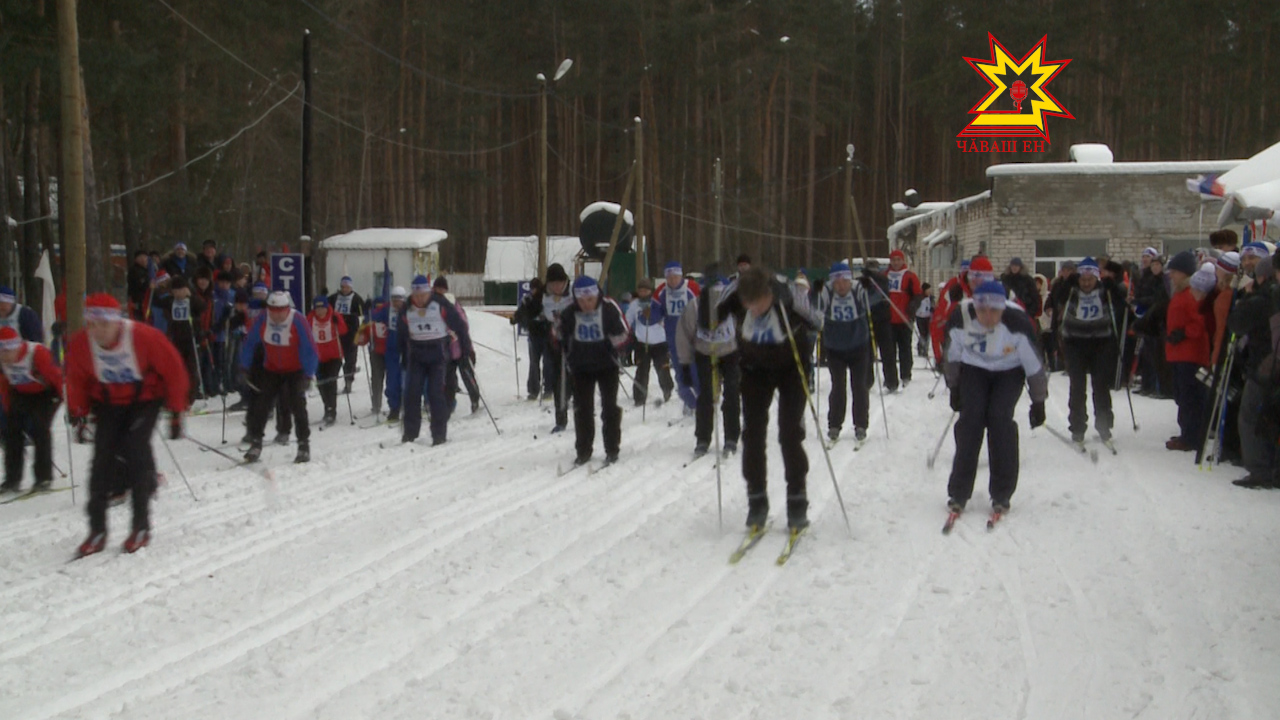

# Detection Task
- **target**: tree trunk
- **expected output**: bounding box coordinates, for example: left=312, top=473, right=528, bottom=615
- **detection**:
left=21, top=71, right=43, bottom=306
left=0, top=83, right=10, bottom=289
left=80, top=69, right=105, bottom=294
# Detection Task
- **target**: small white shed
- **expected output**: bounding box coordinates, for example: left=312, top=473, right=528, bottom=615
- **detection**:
left=482, top=235, right=581, bottom=304
left=319, top=228, right=447, bottom=299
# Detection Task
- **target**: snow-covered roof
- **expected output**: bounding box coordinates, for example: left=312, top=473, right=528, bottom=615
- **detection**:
left=987, top=160, right=1242, bottom=177
left=885, top=190, right=991, bottom=243
left=890, top=201, right=954, bottom=215
left=484, top=235, right=581, bottom=283
left=1068, top=144, right=1114, bottom=164
left=320, top=228, right=448, bottom=251
left=578, top=202, right=634, bottom=225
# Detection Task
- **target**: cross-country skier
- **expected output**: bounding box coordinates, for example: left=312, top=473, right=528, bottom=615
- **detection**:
left=1055, top=257, right=1127, bottom=444
left=397, top=275, right=472, bottom=446
left=328, top=276, right=366, bottom=395
left=943, top=280, right=1048, bottom=517
left=656, top=261, right=701, bottom=413
left=715, top=266, right=822, bottom=531
left=885, top=249, right=923, bottom=388
left=66, top=293, right=190, bottom=556
left=155, top=275, right=206, bottom=404
left=362, top=286, right=405, bottom=419
left=819, top=261, right=873, bottom=444
left=557, top=276, right=629, bottom=465
left=240, top=291, right=319, bottom=463
left=0, top=326, right=63, bottom=493
left=308, top=295, right=348, bottom=427
left=676, top=274, right=740, bottom=456
left=433, top=276, right=480, bottom=415
left=625, top=277, right=674, bottom=406
left=540, top=264, right=575, bottom=432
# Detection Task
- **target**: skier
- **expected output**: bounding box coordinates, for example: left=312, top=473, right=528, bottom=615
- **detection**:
left=819, top=261, right=873, bottom=444
left=0, top=284, right=44, bottom=343
left=1227, top=252, right=1279, bottom=488
left=625, top=277, right=674, bottom=406
left=308, top=295, right=348, bottom=427
left=361, top=286, right=403, bottom=418
left=655, top=261, right=701, bottom=413
left=155, top=275, right=207, bottom=405
left=0, top=326, right=63, bottom=493
left=397, top=275, right=472, bottom=446
left=675, top=274, right=740, bottom=456
left=943, top=280, right=1048, bottom=518
left=380, top=286, right=408, bottom=421
left=1055, top=257, right=1126, bottom=444
left=328, top=276, right=366, bottom=394
left=715, top=266, right=822, bottom=532
left=539, top=264, right=575, bottom=431
left=557, top=276, right=629, bottom=465
left=511, top=277, right=550, bottom=400
left=433, top=276, right=481, bottom=415
left=240, top=291, right=319, bottom=463
left=885, top=249, right=923, bottom=387
left=914, top=284, right=934, bottom=357
left=66, top=293, right=190, bottom=556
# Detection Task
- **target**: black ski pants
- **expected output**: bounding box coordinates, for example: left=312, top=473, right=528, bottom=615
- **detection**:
left=573, top=368, right=621, bottom=457
left=370, top=350, right=387, bottom=412
left=633, top=342, right=675, bottom=405
left=741, top=362, right=808, bottom=517
left=826, top=345, right=871, bottom=433
left=404, top=354, right=450, bottom=442
left=948, top=364, right=1024, bottom=507
left=318, top=358, right=343, bottom=416
left=340, top=332, right=359, bottom=392
left=2, top=389, right=57, bottom=488
left=1064, top=337, right=1116, bottom=439
left=890, top=322, right=914, bottom=383
left=527, top=333, right=553, bottom=398
left=87, top=399, right=162, bottom=534
left=694, top=351, right=741, bottom=446
left=247, top=370, right=311, bottom=444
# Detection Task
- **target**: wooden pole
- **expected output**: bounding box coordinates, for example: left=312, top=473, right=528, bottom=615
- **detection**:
left=56, top=0, right=85, bottom=332
left=846, top=144, right=869, bottom=264
left=538, top=77, right=548, bottom=281
left=714, top=157, right=723, bottom=262
left=844, top=146, right=854, bottom=265
left=301, top=30, right=314, bottom=296
left=634, top=116, right=645, bottom=282
left=599, top=162, right=637, bottom=297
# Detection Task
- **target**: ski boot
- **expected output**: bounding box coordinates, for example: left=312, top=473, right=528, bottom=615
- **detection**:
left=855, top=427, right=868, bottom=442
left=123, top=529, right=150, bottom=554
left=274, top=432, right=290, bottom=446
left=294, top=442, right=310, bottom=463
left=77, top=532, right=107, bottom=558
left=471, top=398, right=480, bottom=414
left=322, top=411, right=336, bottom=428
left=693, top=442, right=710, bottom=457
left=745, top=495, right=769, bottom=530
left=431, top=437, right=447, bottom=447
left=573, top=451, right=592, bottom=466
left=828, top=427, right=840, bottom=442
left=786, top=497, right=810, bottom=532
left=244, top=442, right=263, bottom=463
left=604, top=451, right=619, bottom=464
left=947, top=498, right=966, bottom=513
left=722, top=440, right=738, bottom=456
left=387, top=408, right=400, bottom=423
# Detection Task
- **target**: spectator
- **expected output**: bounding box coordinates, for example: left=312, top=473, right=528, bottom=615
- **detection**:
left=127, top=250, right=151, bottom=321
left=197, top=240, right=220, bottom=276
left=1001, top=257, right=1041, bottom=316
left=1164, top=251, right=1210, bottom=452
left=1226, top=252, right=1279, bottom=488
left=162, top=242, right=193, bottom=280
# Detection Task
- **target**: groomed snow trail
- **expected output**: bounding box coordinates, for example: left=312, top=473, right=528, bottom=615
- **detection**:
left=2, top=311, right=1278, bottom=720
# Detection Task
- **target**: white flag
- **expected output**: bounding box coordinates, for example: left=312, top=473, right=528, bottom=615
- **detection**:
left=34, top=250, right=56, bottom=345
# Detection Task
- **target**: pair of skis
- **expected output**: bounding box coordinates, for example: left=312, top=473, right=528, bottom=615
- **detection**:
left=1, top=486, right=74, bottom=505
left=728, top=522, right=807, bottom=566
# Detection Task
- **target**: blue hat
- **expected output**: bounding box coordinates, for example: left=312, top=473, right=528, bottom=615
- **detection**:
left=1009, top=257, right=1024, bottom=267
left=664, top=261, right=683, bottom=274
left=1167, top=250, right=1198, bottom=276
left=960, top=259, right=971, bottom=270
left=572, top=275, right=600, bottom=298
left=312, top=295, right=329, bottom=308
left=829, top=262, right=853, bottom=281
left=972, top=280, right=1007, bottom=309
left=411, top=274, right=431, bottom=291
left=0, top=286, right=14, bottom=303
left=1242, top=242, right=1269, bottom=258
left=1077, top=257, right=1101, bottom=276
left=251, top=281, right=269, bottom=295
left=340, top=276, right=353, bottom=287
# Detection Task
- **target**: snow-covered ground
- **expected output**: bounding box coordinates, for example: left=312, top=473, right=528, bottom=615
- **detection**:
left=3, top=310, right=1278, bottom=720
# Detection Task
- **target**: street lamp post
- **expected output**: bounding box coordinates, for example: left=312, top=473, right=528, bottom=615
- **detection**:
left=537, top=58, right=573, bottom=281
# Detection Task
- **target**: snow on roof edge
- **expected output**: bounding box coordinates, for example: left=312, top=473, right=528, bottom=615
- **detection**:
left=579, top=201, right=635, bottom=225
left=987, top=160, right=1243, bottom=177
left=320, top=228, right=448, bottom=251
left=886, top=190, right=991, bottom=241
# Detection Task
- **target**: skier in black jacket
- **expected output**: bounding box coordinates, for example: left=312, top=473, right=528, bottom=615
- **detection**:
left=556, top=276, right=629, bottom=465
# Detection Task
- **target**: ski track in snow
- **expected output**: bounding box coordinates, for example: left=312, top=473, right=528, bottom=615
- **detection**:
left=2, top=312, right=1279, bottom=720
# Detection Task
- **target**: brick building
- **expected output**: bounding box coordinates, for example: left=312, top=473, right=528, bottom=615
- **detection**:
left=889, top=150, right=1243, bottom=289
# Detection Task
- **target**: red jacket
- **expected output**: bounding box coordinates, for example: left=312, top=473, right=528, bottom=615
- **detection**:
left=307, top=310, right=348, bottom=363
left=0, top=342, right=63, bottom=410
left=1165, top=288, right=1210, bottom=366
left=930, top=274, right=971, bottom=362
left=65, top=320, right=190, bottom=418
left=886, top=268, right=922, bottom=325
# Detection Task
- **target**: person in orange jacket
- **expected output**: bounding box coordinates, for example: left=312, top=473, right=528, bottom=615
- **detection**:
left=0, top=326, right=63, bottom=494
left=65, top=293, right=190, bottom=556
left=308, top=295, right=348, bottom=427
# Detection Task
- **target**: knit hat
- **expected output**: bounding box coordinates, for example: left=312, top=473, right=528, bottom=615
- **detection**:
left=433, top=276, right=449, bottom=291
left=1077, top=257, right=1101, bottom=277
left=1009, top=257, right=1024, bottom=268
left=312, top=295, right=329, bottom=308
left=1242, top=242, right=1269, bottom=258
left=0, top=286, right=14, bottom=304
left=794, top=273, right=810, bottom=288
left=1217, top=251, right=1241, bottom=273
left=889, top=249, right=906, bottom=261
left=411, top=275, right=431, bottom=291
left=251, top=281, right=269, bottom=297
left=736, top=254, right=752, bottom=266
left=636, top=277, right=653, bottom=291
left=1167, top=250, right=1198, bottom=276
left=664, top=261, right=683, bottom=275
left=340, top=276, right=353, bottom=288
left=154, top=270, right=171, bottom=284
left=1143, top=247, right=1159, bottom=258
left=829, top=261, right=853, bottom=282
left=174, top=242, right=187, bottom=251
left=960, top=259, right=971, bottom=271
left=572, top=275, right=600, bottom=299
left=545, top=263, right=569, bottom=284
left=1191, top=263, right=1217, bottom=293
left=972, top=280, right=1008, bottom=309
left=968, top=256, right=995, bottom=284
left=267, top=291, right=292, bottom=308
left=390, top=286, right=407, bottom=298
left=0, top=327, right=22, bottom=351
left=84, top=292, right=122, bottom=321
left=202, top=239, right=217, bottom=249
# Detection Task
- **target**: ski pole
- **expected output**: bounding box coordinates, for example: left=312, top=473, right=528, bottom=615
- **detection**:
left=512, top=325, right=521, bottom=400
left=867, top=314, right=890, bottom=439
left=712, top=353, right=723, bottom=534
left=926, top=411, right=957, bottom=470
left=157, top=426, right=199, bottom=501
left=184, top=434, right=242, bottom=464
left=780, top=308, right=852, bottom=537
left=62, top=382, right=76, bottom=504
left=927, top=372, right=944, bottom=400
left=345, top=371, right=356, bottom=425
left=465, top=358, right=502, bottom=436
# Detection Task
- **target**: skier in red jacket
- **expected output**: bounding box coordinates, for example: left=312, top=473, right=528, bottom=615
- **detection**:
left=65, top=293, right=190, bottom=557
left=308, top=295, right=348, bottom=427
left=0, top=326, right=64, bottom=494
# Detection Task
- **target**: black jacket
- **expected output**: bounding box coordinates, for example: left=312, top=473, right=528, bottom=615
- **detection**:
left=1001, top=270, right=1042, bottom=316
left=557, top=298, right=628, bottom=374
left=1227, top=280, right=1279, bottom=379
left=716, top=278, right=821, bottom=371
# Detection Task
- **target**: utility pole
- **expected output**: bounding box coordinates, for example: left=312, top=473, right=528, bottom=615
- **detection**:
left=537, top=74, right=548, bottom=281
left=846, top=144, right=869, bottom=263
left=634, top=116, right=644, bottom=281
left=714, top=157, right=724, bottom=262
left=301, top=30, right=314, bottom=297
left=56, top=0, right=85, bottom=332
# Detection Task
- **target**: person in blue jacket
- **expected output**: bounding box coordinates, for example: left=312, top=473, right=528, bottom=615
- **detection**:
left=397, top=275, right=471, bottom=445
left=819, top=262, right=874, bottom=444
left=655, top=261, right=701, bottom=413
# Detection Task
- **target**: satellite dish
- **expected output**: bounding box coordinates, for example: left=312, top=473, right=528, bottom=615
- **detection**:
left=578, top=203, right=634, bottom=260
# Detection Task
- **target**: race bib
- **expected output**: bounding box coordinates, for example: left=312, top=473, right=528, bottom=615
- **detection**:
left=265, top=317, right=294, bottom=347
left=664, top=286, right=690, bottom=317
left=313, top=318, right=334, bottom=344
left=1075, top=292, right=1103, bottom=321
left=887, top=271, right=905, bottom=293
left=696, top=316, right=737, bottom=344
left=334, top=294, right=353, bottom=315
left=828, top=293, right=860, bottom=323
left=742, top=308, right=783, bottom=345
left=574, top=312, right=605, bottom=342
left=374, top=321, right=388, bottom=340
left=1, top=345, right=38, bottom=386
left=542, top=294, right=573, bottom=323
left=90, top=321, right=144, bottom=384
left=406, top=304, right=448, bottom=341
left=172, top=299, right=191, bottom=322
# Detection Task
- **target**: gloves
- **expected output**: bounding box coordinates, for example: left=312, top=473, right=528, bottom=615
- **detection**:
left=949, top=284, right=965, bottom=302
left=949, top=388, right=963, bottom=413
left=304, top=377, right=315, bottom=393
left=169, top=412, right=183, bottom=440
left=71, top=416, right=90, bottom=444
left=509, top=314, right=518, bottom=326
left=1167, top=328, right=1186, bottom=345
left=1029, top=401, right=1046, bottom=428
left=679, top=365, right=694, bottom=387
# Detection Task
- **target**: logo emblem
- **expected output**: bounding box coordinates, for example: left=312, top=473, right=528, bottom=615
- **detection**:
left=959, top=34, right=1072, bottom=143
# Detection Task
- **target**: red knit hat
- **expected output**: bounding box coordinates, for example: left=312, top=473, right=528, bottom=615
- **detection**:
left=889, top=249, right=905, bottom=261
left=0, top=326, right=21, bottom=350
left=85, top=292, right=122, bottom=320
left=969, top=256, right=994, bottom=273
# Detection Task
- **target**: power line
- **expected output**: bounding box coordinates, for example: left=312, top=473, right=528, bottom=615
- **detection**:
left=645, top=200, right=872, bottom=245
left=293, top=0, right=540, bottom=99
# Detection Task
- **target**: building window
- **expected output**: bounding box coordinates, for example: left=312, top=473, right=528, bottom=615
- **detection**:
left=1161, top=238, right=1208, bottom=256
left=930, top=241, right=956, bottom=270
left=1034, top=238, right=1109, bottom=279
